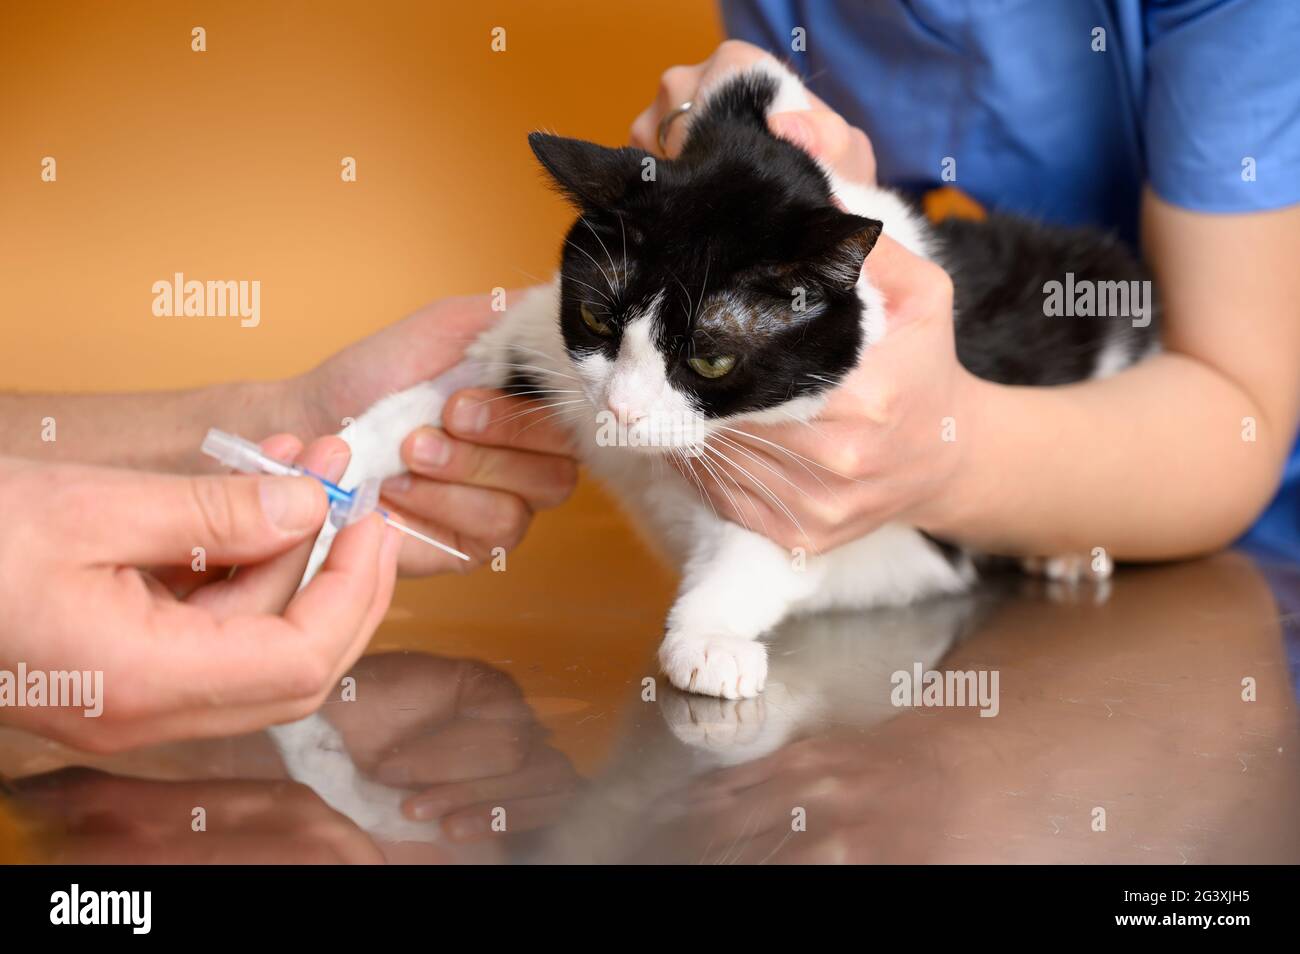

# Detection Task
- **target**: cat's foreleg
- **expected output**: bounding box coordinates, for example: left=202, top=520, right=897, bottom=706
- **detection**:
left=658, top=521, right=818, bottom=699
left=301, top=361, right=483, bottom=581
left=272, top=362, right=486, bottom=845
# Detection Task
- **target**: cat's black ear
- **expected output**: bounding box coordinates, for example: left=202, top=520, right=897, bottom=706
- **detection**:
left=528, top=132, right=650, bottom=209
left=801, top=210, right=883, bottom=290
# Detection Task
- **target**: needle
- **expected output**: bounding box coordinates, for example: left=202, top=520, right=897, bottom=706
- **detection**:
left=383, top=516, right=471, bottom=561
left=201, top=428, right=473, bottom=562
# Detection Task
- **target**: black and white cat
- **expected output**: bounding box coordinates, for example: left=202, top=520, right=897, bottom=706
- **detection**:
left=302, top=59, right=1157, bottom=702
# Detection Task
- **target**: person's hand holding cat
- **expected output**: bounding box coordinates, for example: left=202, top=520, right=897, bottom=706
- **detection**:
left=635, top=40, right=975, bottom=553
left=0, top=435, right=399, bottom=753
left=630, top=39, right=877, bottom=183
left=289, top=293, right=578, bottom=575
left=684, top=235, right=977, bottom=552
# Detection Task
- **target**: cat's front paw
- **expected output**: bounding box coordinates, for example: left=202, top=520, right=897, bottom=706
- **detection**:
left=658, top=632, right=767, bottom=699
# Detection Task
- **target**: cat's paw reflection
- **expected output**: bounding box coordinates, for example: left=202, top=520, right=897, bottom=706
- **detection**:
left=660, top=691, right=768, bottom=750
left=658, top=682, right=801, bottom=765
left=658, top=632, right=767, bottom=699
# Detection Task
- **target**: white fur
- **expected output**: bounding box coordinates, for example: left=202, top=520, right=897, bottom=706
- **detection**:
left=1092, top=339, right=1129, bottom=379
left=269, top=60, right=973, bottom=840
left=299, top=60, right=967, bottom=702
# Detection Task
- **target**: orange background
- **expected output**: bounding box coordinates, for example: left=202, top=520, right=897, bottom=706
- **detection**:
left=0, top=1, right=726, bottom=782
left=0, top=0, right=721, bottom=389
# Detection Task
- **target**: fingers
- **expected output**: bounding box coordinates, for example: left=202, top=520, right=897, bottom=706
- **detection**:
left=186, top=436, right=352, bottom=619
left=329, top=524, right=402, bottom=686
left=440, top=389, right=580, bottom=457
left=401, top=747, right=580, bottom=837
left=629, top=62, right=705, bottom=156
left=145, top=433, right=308, bottom=599
left=379, top=482, right=529, bottom=571
left=395, top=422, right=578, bottom=511
left=78, top=467, right=328, bottom=568
left=17, top=772, right=385, bottom=864
left=629, top=40, right=776, bottom=157
left=258, top=433, right=304, bottom=465
left=374, top=512, right=474, bottom=577
left=768, top=110, right=877, bottom=185
left=372, top=719, right=536, bottom=788
left=169, top=512, right=393, bottom=711
left=32, top=460, right=400, bottom=752
left=376, top=389, right=581, bottom=577
left=437, top=792, right=572, bottom=842
left=280, top=511, right=390, bottom=657
left=51, top=555, right=392, bottom=750
left=861, top=233, right=956, bottom=326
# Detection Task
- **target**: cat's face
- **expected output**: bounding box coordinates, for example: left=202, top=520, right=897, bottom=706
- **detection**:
left=529, top=126, right=880, bottom=454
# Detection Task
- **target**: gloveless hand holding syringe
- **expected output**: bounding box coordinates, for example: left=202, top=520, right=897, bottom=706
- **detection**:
left=206, top=424, right=471, bottom=846
left=201, top=428, right=471, bottom=562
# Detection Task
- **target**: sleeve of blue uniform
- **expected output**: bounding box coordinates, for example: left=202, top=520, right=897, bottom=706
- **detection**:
left=1145, top=0, right=1300, bottom=212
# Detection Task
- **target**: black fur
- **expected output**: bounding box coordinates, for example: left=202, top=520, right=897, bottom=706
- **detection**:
left=528, top=73, right=1158, bottom=417
left=935, top=215, right=1157, bottom=386
left=529, top=73, right=879, bottom=419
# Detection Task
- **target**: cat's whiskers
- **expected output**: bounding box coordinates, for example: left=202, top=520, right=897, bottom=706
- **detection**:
left=562, top=274, right=614, bottom=305
left=700, top=439, right=813, bottom=546
left=715, top=807, right=759, bottom=865
left=691, top=440, right=760, bottom=530
left=672, top=446, right=720, bottom=522
left=697, top=255, right=711, bottom=320
left=709, top=430, right=824, bottom=503
left=498, top=341, right=586, bottom=375
left=756, top=827, right=796, bottom=865
left=803, top=372, right=839, bottom=387
left=475, top=360, right=579, bottom=383
left=705, top=449, right=768, bottom=535
left=772, top=409, right=837, bottom=455
left=505, top=340, right=566, bottom=361
left=688, top=443, right=753, bottom=533
left=564, top=239, right=617, bottom=300
left=580, top=216, right=622, bottom=293
left=492, top=398, right=587, bottom=428
left=716, top=424, right=856, bottom=487
left=516, top=403, right=591, bottom=439
left=617, top=212, right=628, bottom=279
left=465, top=388, right=582, bottom=409
left=513, top=266, right=549, bottom=286
left=696, top=436, right=764, bottom=535
left=669, top=273, right=694, bottom=325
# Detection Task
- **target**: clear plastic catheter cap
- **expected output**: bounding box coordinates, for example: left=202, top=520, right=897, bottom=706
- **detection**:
left=200, top=428, right=292, bottom=476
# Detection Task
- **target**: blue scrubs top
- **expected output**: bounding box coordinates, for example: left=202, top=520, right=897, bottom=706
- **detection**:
left=723, top=0, right=1300, bottom=557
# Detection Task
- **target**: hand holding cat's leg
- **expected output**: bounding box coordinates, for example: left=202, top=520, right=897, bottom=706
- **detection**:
left=288, top=289, right=577, bottom=577
left=379, top=388, right=577, bottom=575
left=659, top=523, right=816, bottom=699
left=679, top=236, right=972, bottom=554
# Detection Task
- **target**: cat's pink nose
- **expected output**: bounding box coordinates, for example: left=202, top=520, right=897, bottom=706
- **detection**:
left=607, top=400, right=645, bottom=425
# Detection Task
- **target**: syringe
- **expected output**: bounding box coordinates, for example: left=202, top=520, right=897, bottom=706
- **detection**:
left=201, top=428, right=471, bottom=562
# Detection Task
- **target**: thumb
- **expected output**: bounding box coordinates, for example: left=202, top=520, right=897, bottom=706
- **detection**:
left=769, top=109, right=851, bottom=161
left=768, top=109, right=876, bottom=185
left=79, top=468, right=328, bottom=568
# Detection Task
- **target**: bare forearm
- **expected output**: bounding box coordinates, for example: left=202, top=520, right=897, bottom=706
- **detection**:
left=0, top=380, right=299, bottom=473
left=937, top=353, right=1291, bottom=560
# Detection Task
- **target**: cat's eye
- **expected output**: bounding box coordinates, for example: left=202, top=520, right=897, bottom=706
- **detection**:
left=579, top=302, right=614, bottom=337
left=687, top=354, right=737, bottom=379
